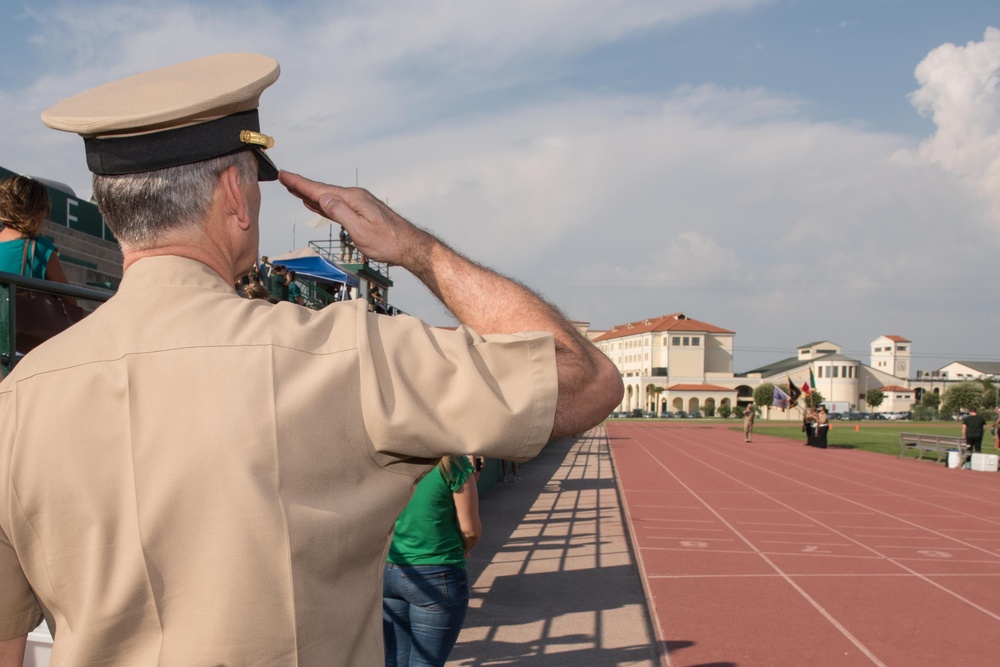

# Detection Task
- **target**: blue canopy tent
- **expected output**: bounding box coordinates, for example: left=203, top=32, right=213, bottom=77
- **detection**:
left=270, top=249, right=359, bottom=288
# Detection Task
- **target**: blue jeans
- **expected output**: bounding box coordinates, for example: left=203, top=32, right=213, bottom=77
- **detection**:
left=382, top=563, right=469, bottom=667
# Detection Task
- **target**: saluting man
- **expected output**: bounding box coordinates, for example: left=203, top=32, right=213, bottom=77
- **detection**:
left=0, top=53, right=622, bottom=666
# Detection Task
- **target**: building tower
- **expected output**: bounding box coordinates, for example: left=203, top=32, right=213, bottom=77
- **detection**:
left=870, top=336, right=911, bottom=379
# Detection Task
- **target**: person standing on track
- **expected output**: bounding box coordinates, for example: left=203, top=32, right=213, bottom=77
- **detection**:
left=814, top=405, right=830, bottom=449
left=963, top=407, right=987, bottom=457
left=742, top=405, right=755, bottom=442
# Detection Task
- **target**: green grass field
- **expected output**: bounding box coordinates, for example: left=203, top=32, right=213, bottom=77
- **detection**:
left=605, top=418, right=992, bottom=458
left=750, top=421, right=974, bottom=456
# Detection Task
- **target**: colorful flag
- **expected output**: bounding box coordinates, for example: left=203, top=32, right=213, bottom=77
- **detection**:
left=772, top=385, right=790, bottom=411
left=787, top=376, right=802, bottom=408
left=809, top=367, right=816, bottom=391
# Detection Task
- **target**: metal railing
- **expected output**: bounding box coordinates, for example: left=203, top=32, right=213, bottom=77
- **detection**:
left=1, top=270, right=114, bottom=374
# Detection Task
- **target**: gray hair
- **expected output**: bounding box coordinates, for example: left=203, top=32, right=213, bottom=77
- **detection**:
left=92, top=150, right=257, bottom=250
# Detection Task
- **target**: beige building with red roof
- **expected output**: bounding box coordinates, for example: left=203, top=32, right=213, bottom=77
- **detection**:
left=591, top=312, right=928, bottom=418
left=591, top=313, right=745, bottom=415
left=588, top=305, right=988, bottom=419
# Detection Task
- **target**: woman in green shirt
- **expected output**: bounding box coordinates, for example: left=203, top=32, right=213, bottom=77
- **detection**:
left=383, top=456, right=481, bottom=666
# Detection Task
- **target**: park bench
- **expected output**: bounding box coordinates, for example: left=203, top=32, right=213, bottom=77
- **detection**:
left=898, top=432, right=968, bottom=464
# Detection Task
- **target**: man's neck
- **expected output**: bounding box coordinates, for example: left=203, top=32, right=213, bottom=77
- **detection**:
left=123, top=244, right=237, bottom=284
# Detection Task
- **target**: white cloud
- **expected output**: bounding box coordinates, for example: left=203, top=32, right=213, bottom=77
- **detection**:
left=902, top=26, right=1000, bottom=222
left=3, top=1, right=998, bottom=372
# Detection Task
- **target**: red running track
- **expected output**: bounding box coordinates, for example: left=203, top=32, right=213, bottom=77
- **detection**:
left=607, top=421, right=1000, bottom=667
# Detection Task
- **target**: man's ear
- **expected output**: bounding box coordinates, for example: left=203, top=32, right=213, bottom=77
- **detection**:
left=220, top=166, right=251, bottom=230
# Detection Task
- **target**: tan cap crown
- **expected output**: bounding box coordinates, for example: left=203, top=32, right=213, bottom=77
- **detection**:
left=42, top=53, right=281, bottom=180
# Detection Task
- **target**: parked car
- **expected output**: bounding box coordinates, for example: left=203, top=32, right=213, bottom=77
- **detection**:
left=661, top=411, right=675, bottom=418
left=688, top=411, right=702, bottom=418
left=630, top=408, right=643, bottom=418
left=675, top=410, right=688, bottom=418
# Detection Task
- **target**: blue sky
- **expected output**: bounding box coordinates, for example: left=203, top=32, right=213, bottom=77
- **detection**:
left=1, top=0, right=999, bottom=372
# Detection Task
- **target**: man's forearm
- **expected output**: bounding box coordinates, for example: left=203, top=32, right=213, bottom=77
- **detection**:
left=277, top=171, right=624, bottom=433
left=407, top=231, right=623, bottom=437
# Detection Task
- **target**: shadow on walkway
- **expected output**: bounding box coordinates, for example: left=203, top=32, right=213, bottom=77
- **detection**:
left=447, top=428, right=658, bottom=666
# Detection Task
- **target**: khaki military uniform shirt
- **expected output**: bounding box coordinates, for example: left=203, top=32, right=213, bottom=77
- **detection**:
left=0, top=256, right=557, bottom=666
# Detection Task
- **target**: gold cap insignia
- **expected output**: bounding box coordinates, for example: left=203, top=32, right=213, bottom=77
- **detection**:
left=240, top=130, right=275, bottom=150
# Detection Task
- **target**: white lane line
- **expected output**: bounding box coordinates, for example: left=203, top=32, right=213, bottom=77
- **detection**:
left=638, top=518, right=720, bottom=524
left=642, top=435, right=1000, bottom=626
left=648, top=536, right=736, bottom=542
left=734, top=521, right=819, bottom=527
left=633, top=440, right=890, bottom=667
left=756, top=541, right=852, bottom=546
left=741, top=530, right=833, bottom=536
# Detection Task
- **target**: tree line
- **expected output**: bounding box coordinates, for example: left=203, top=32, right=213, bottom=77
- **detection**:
left=747, top=379, right=997, bottom=421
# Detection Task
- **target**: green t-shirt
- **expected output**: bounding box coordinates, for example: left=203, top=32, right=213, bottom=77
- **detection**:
left=266, top=272, right=288, bottom=301
left=387, top=457, right=474, bottom=568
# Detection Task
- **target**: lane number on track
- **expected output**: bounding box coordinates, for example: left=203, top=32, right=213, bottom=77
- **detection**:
left=802, top=545, right=831, bottom=554
left=916, top=550, right=952, bottom=558
left=680, top=541, right=709, bottom=548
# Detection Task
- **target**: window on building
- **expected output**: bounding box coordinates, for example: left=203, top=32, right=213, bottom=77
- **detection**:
left=898, top=346, right=907, bottom=351
left=683, top=337, right=690, bottom=345
left=832, top=367, right=839, bottom=378
left=692, top=337, right=700, bottom=346
left=874, top=347, right=881, bottom=352
left=673, top=336, right=681, bottom=345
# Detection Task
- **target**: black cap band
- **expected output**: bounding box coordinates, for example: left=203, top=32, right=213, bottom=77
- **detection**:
left=83, top=109, right=278, bottom=181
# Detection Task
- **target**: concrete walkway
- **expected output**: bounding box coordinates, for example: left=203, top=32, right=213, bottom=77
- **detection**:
left=447, top=426, right=659, bottom=666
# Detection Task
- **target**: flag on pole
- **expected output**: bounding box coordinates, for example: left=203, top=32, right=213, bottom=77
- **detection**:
left=787, top=376, right=802, bottom=408
left=808, top=366, right=816, bottom=394
left=772, top=385, right=790, bottom=411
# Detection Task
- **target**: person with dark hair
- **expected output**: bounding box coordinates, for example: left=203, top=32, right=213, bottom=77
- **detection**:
left=803, top=406, right=817, bottom=446
left=0, top=53, right=622, bottom=666
left=286, top=270, right=303, bottom=305
left=814, top=405, right=830, bottom=449
left=382, top=455, right=480, bottom=666
left=963, top=407, right=987, bottom=456
left=266, top=264, right=289, bottom=303
left=340, top=226, right=355, bottom=262
left=0, top=176, right=72, bottom=287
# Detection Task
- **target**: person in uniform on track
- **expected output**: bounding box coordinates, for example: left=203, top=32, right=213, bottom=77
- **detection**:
left=743, top=404, right=755, bottom=442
